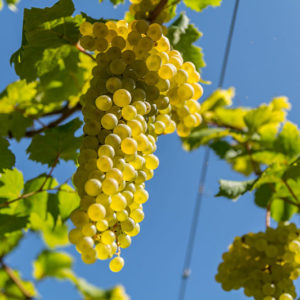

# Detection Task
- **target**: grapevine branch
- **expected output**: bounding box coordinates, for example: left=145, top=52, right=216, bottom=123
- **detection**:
left=24, top=103, right=81, bottom=138
left=76, top=43, right=96, bottom=61
left=148, top=0, right=168, bottom=23
left=0, top=259, right=33, bottom=300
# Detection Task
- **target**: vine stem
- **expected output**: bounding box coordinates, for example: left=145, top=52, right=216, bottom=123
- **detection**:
left=0, top=259, right=33, bottom=300
left=266, top=201, right=271, bottom=228
left=76, top=43, right=96, bottom=61
left=38, top=154, right=60, bottom=191
left=282, top=179, right=300, bottom=204
left=148, top=0, right=168, bottom=23
left=24, top=103, right=81, bottom=138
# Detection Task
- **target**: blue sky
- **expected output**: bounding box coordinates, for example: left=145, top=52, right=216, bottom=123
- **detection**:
left=1, top=0, right=300, bottom=299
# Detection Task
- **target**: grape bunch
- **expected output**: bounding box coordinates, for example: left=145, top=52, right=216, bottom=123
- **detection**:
left=215, top=223, right=300, bottom=300
left=127, top=0, right=173, bottom=24
left=70, top=19, right=203, bottom=271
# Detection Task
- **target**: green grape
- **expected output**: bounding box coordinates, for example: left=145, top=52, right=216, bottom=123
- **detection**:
left=113, top=89, right=132, bottom=107
left=87, top=203, right=106, bottom=221
left=72, top=19, right=205, bottom=270
left=102, top=230, right=116, bottom=245
left=109, top=256, right=125, bottom=272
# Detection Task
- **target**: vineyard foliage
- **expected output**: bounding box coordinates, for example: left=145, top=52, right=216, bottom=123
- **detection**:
left=0, top=0, right=299, bottom=299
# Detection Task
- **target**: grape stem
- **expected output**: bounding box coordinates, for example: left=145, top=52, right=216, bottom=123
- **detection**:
left=76, top=43, right=96, bottom=61
left=266, top=201, right=271, bottom=228
left=0, top=259, right=33, bottom=299
left=148, top=0, right=168, bottom=23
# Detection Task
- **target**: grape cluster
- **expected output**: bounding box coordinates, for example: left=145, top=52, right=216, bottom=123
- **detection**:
left=127, top=0, right=173, bottom=24
left=216, top=223, right=300, bottom=300
left=70, top=19, right=203, bottom=271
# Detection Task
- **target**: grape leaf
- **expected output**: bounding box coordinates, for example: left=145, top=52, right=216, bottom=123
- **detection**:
left=11, top=0, right=83, bottom=82
left=0, top=80, right=37, bottom=114
left=0, top=231, right=23, bottom=257
left=0, top=168, right=23, bottom=202
left=215, top=179, right=256, bottom=200
left=183, top=0, right=222, bottom=12
left=270, top=198, right=298, bottom=222
left=167, top=13, right=205, bottom=70
left=27, top=118, right=82, bottom=167
left=0, top=214, right=28, bottom=236
left=182, top=127, right=230, bottom=151
left=33, top=250, right=73, bottom=280
left=57, top=184, right=80, bottom=221
left=254, top=184, right=273, bottom=208
left=274, top=122, right=300, bottom=158
left=0, top=137, right=15, bottom=172
left=282, top=157, right=300, bottom=181
left=30, top=212, right=69, bottom=248
left=15, top=175, right=59, bottom=219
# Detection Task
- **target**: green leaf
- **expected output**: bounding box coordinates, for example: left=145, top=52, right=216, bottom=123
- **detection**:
left=254, top=184, right=273, bottom=208
left=30, top=212, right=69, bottom=248
left=167, top=13, right=205, bottom=70
left=209, top=140, right=232, bottom=159
left=11, top=0, right=82, bottom=82
left=216, top=179, right=256, bottom=200
left=0, top=215, right=28, bottom=236
left=274, top=122, right=300, bottom=158
left=0, top=168, right=23, bottom=202
left=0, top=138, right=15, bottom=172
left=0, top=231, right=23, bottom=257
left=57, top=184, right=80, bottom=221
left=270, top=198, right=298, bottom=222
left=182, top=127, right=230, bottom=151
left=0, top=80, right=37, bottom=113
left=27, top=118, right=82, bottom=167
left=183, top=0, right=222, bottom=12
left=24, top=0, right=74, bottom=32
left=283, top=157, right=300, bottom=181
left=33, top=250, right=73, bottom=280
left=15, top=175, right=59, bottom=219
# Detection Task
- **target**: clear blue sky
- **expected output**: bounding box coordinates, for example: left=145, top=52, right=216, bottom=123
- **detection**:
left=1, top=0, right=300, bottom=299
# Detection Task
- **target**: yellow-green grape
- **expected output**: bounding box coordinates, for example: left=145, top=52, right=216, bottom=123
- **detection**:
left=113, top=89, right=132, bottom=107
left=121, top=137, right=138, bottom=155
left=69, top=228, right=83, bottom=244
left=122, top=163, right=137, bottom=181
left=113, top=124, right=132, bottom=140
left=122, top=105, right=137, bottom=121
left=96, top=193, right=111, bottom=207
left=130, top=208, right=144, bottom=223
left=101, top=113, right=118, bottom=130
left=81, top=248, right=97, bottom=264
left=134, top=188, right=149, bottom=204
left=96, top=243, right=112, bottom=260
left=98, top=145, right=115, bottom=159
left=105, top=133, right=122, bottom=149
left=80, top=21, right=93, bottom=36
left=118, top=234, right=132, bottom=248
left=111, top=193, right=127, bottom=211
left=106, top=77, right=122, bottom=93
left=93, top=22, right=108, bottom=37
left=96, top=219, right=109, bottom=232
left=145, top=154, right=159, bottom=170
left=82, top=224, right=97, bottom=237
left=77, top=237, right=94, bottom=253
left=109, top=256, right=125, bottom=272
left=87, top=203, right=106, bottom=221
left=147, top=23, right=163, bottom=41
left=177, top=83, right=194, bottom=100
left=106, top=168, right=123, bottom=184
left=121, top=218, right=135, bottom=233
left=102, top=230, right=116, bottom=245
left=96, top=95, right=112, bottom=111
left=102, top=178, right=119, bottom=195
left=70, top=210, right=89, bottom=227
left=97, top=155, right=113, bottom=172
left=279, top=294, right=293, bottom=300
left=127, top=223, right=140, bottom=237
left=116, top=210, right=129, bottom=221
